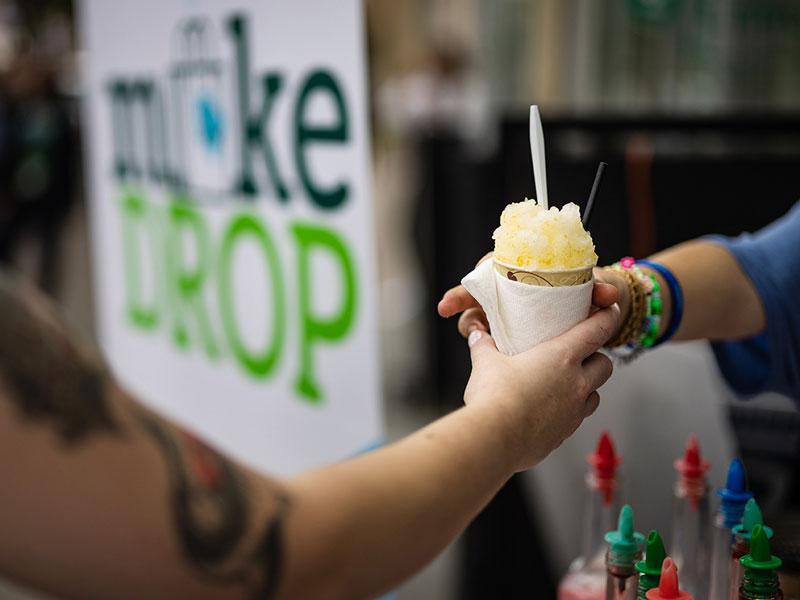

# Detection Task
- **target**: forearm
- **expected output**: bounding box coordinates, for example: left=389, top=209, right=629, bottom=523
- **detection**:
left=0, top=276, right=284, bottom=598
left=0, top=272, right=521, bottom=600
left=0, top=382, right=291, bottom=600
left=603, top=240, right=766, bottom=343
left=648, top=240, right=765, bottom=341
left=281, top=403, right=515, bottom=600
left=0, top=346, right=513, bottom=600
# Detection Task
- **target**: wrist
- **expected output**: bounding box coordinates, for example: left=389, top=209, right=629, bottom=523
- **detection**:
left=636, top=261, right=676, bottom=342
left=462, top=398, right=525, bottom=475
left=606, top=257, right=679, bottom=361
left=604, top=260, right=655, bottom=349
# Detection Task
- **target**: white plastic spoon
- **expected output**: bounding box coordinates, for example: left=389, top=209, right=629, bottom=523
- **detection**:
left=529, top=105, right=548, bottom=209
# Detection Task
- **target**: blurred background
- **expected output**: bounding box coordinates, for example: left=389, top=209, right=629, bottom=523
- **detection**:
left=1, top=0, right=800, bottom=598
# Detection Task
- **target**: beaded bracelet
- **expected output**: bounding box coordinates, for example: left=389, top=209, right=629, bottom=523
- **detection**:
left=605, top=266, right=647, bottom=348
left=605, top=257, right=662, bottom=363
left=637, top=259, right=683, bottom=347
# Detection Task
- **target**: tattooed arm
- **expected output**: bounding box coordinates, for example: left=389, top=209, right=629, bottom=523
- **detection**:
left=0, top=275, right=290, bottom=599
left=0, top=273, right=617, bottom=599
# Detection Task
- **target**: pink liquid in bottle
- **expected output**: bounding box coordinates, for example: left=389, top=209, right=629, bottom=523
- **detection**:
left=559, top=567, right=606, bottom=600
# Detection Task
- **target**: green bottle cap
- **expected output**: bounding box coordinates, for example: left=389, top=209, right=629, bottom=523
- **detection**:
left=740, top=525, right=782, bottom=571
left=732, top=498, right=774, bottom=540
left=636, top=530, right=667, bottom=577
left=605, top=504, right=645, bottom=555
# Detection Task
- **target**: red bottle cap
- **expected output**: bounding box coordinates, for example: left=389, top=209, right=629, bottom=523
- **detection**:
left=646, top=558, right=693, bottom=600
left=588, top=431, right=621, bottom=477
left=674, top=435, right=710, bottom=479
left=587, top=431, right=621, bottom=505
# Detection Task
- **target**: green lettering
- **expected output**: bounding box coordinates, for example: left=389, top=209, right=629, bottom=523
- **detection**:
left=218, top=213, right=286, bottom=378
left=291, top=223, right=357, bottom=402
left=166, top=197, right=219, bottom=358
left=119, top=189, right=159, bottom=330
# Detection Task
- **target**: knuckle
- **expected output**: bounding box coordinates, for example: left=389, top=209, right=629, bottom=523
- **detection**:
left=556, top=340, right=578, bottom=365
left=592, top=313, right=615, bottom=344
left=457, top=315, right=472, bottom=337
left=582, top=378, right=595, bottom=400
left=574, top=375, right=592, bottom=403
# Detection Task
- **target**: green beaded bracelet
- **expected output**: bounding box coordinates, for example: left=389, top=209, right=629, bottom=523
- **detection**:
left=607, top=260, right=662, bottom=363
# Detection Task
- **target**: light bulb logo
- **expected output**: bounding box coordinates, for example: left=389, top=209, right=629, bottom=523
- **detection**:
left=197, top=93, right=224, bottom=153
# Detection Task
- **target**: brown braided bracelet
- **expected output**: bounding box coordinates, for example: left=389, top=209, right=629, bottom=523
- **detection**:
left=604, top=266, right=647, bottom=347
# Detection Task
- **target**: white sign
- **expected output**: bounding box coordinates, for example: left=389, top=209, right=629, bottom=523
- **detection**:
left=80, top=0, right=383, bottom=475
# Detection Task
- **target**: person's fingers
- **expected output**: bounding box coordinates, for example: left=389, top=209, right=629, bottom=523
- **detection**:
left=438, top=285, right=479, bottom=318
left=552, top=305, right=621, bottom=362
left=583, top=391, right=601, bottom=417
left=592, top=266, right=611, bottom=283
left=591, top=282, right=618, bottom=308
left=458, top=307, right=489, bottom=338
left=593, top=266, right=622, bottom=286
left=582, top=352, right=613, bottom=392
left=467, top=329, right=498, bottom=367
left=437, top=252, right=494, bottom=317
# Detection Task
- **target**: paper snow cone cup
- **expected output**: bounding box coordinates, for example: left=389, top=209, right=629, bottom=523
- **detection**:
left=461, top=259, right=596, bottom=356
left=492, top=259, right=595, bottom=354
left=493, top=260, right=594, bottom=287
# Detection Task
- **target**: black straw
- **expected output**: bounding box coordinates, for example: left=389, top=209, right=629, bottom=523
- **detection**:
left=582, top=162, right=607, bottom=227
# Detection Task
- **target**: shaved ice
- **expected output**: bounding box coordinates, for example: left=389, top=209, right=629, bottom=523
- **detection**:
left=492, top=199, right=597, bottom=271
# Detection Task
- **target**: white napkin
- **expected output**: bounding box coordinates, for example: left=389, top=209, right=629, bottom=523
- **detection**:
left=461, top=259, right=594, bottom=356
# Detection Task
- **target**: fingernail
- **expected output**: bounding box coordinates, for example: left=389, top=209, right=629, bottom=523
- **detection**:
left=468, top=330, right=482, bottom=347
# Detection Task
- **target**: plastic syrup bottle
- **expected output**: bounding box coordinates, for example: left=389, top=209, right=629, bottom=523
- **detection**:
left=605, top=504, right=645, bottom=600
left=709, top=458, right=753, bottom=600
left=558, top=432, right=622, bottom=600
left=635, top=531, right=667, bottom=600
left=738, top=525, right=783, bottom=600
left=729, top=499, right=773, bottom=600
left=670, top=435, right=711, bottom=599
left=645, top=557, right=693, bottom=600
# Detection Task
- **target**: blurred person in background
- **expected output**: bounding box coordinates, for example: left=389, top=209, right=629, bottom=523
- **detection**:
left=0, top=271, right=620, bottom=599
left=0, top=50, right=75, bottom=294
left=376, top=37, right=490, bottom=150
left=0, top=1, right=76, bottom=297
left=441, top=201, right=800, bottom=401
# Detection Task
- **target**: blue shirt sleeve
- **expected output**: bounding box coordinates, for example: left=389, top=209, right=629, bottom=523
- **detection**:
left=706, top=202, right=800, bottom=399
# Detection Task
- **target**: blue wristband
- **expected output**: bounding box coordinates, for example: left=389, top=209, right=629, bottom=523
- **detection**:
left=637, top=259, right=683, bottom=347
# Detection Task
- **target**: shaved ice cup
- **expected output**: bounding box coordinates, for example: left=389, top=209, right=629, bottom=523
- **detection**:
left=461, top=258, right=596, bottom=356
left=493, top=260, right=593, bottom=287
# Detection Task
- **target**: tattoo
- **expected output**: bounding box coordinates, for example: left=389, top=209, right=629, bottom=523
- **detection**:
left=135, top=410, right=290, bottom=599
left=0, top=270, right=290, bottom=598
left=0, top=272, right=117, bottom=441
left=249, top=494, right=290, bottom=600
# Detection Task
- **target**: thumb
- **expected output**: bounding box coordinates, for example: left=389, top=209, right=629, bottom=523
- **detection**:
left=468, top=329, right=499, bottom=367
